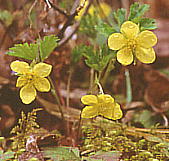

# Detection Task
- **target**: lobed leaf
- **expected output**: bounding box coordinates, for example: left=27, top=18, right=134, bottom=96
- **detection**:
left=113, top=8, right=127, bottom=27
left=128, top=2, right=149, bottom=21
left=7, top=43, right=38, bottom=60
left=39, top=35, right=59, bottom=61
left=139, top=18, right=157, bottom=31
left=7, top=35, right=58, bottom=61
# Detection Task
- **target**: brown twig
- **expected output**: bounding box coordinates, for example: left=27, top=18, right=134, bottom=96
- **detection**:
left=43, top=0, right=69, bottom=18
left=57, top=0, right=92, bottom=40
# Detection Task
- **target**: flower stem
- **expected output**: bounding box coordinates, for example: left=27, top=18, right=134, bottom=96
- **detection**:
left=89, top=68, right=94, bottom=94
left=66, top=67, right=73, bottom=136
left=125, top=68, right=132, bottom=104
left=48, top=76, right=65, bottom=122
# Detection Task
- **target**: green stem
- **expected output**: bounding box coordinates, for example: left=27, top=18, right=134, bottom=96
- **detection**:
left=66, top=68, right=73, bottom=108
left=66, top=67, right=73, bottom=136
left=102, top=59, right=115, bottom=86
left=125, top=68, right=132, bottom=104
left=89, top=68, right=94, bottom=94
left=48, top=76, right=65, bottom=122
left=97, top=71, right=102, bottom=81
left=76, top=111, right=82, bottom=145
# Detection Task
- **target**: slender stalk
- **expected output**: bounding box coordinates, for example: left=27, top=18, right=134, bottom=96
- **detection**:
left=102, top=59, right=115, bottom=86
left=66, top=67, right=73, bottom=136
left=125, top=68, right=132, bottom=104
left=97, top=82, right=104, bottom=94
left=48, top=76, right=65, bottom=122
left=66, top=68, right=73, bottom=108
left=28, top=0, right=38, bottom=29
left=76, top=111, right=82, bottom=145
left=97, top=71, right=102, bottom=81
left=89, top=68, right=94, bottom=94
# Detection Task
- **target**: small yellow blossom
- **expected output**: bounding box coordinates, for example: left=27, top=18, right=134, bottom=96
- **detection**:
left=75, top=0, right=111, bottom=20
left=10, top=61, right=52, bottom=104
left=108, top=21, right=157, bottom=65
left=81, top=94, right=123, bottom=120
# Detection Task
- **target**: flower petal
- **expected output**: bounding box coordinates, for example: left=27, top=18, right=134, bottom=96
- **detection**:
left=112, top=103, right=123, bottom=120
left=20, top=85, right=36, bottom=104
left=97, top=94, right=114, bottom=103
left=108, top=33, right=126, bottom=50
left=10, top=61, right=30, bottom=74
left=16, top=76, right=28, bottom=87
left=81, top=106, right=98, bottom=118
left=34, top=77, right=50, bottom=92
left=135, top=47, right=156, bottom=64
left=81, top=95, right=98, bottom=105
left=117, top=48, right=133, bottom=65
left=33, top=63, right=52, bottom=77
left=120, top=21, right=139, bottom=38
left=137, top=30, right=157, bottom=48
left=99, top=104, right=115, bottom=119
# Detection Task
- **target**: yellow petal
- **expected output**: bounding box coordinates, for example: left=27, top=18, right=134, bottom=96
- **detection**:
left=97, top=94, right=114, bottom=103
left=120, top=21, right=139, bottom=38
left=10, top=61, right=30, bottom=74
left=112, top=103, right=123, bottom=120
left=34, top=77, right=50, bottom=92
left=98, top=2, right=111, bottom=18
left=137, top=30, right=157, bottom=48
left=33, top=63, right=52, bottom=77
left=16, top=76, right=28, bottom=87
left=81, top=95, right=98, bottom=105
left=117, top=48, right=133, bottom=65
left=99, top=104, right=115, bottom=119
left=89, top=2, right=111, bottom=18
left=20, top=85, right=36, bottom=104
left=81, top=106, right=98, bottom=118
left=108, top=33, right=126, bottom=50
left=135, top=47, right=156, bottom=64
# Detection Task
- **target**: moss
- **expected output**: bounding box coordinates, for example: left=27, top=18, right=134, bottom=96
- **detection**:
left=81, top=119, right=169, bottom=160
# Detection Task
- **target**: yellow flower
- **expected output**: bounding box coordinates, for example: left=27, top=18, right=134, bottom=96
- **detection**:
left=10, top=61, right=52, bottom=104
left=81, top=94, right=123, bottom=120
left=75, top=0, right=111, bottom=20
left=88, top=2, right=111, bottom=19
left=108, top=21, right=157, bottom=65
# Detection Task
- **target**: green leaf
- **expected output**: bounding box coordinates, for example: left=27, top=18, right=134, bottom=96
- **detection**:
left=83, top=45, right=115, bottom=71
left=79, top=13, right=99, bottom=38
left=71, top=44, right=87, bottom=64
left=139, top=18, right=157, bottom=31
left=89, top=151, right=122, bottom=161
left=95, top=20, right=116, bottom=37
left=39, top=35, right=59, bottom=61
left=42, top=146, right=80, bottom=161
left=7, top=43, right=38, bottom=60
left=113, top=8, right=127, bottom=27
left=0, top=10, right=13, bottom=26
left=128, top=2, right=149, bottom=21
left=0, top=151, right=15, bottom=161
left=133, top=110, right=162, bottom=128
left=7, top=35, right=58, bottom=60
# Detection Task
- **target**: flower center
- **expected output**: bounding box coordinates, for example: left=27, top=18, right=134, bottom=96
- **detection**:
left=98, top=103, right=110, bottom=113
left=25, top=72, right=36, bottom=84
left=126, top=39, right=137, bottom=51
